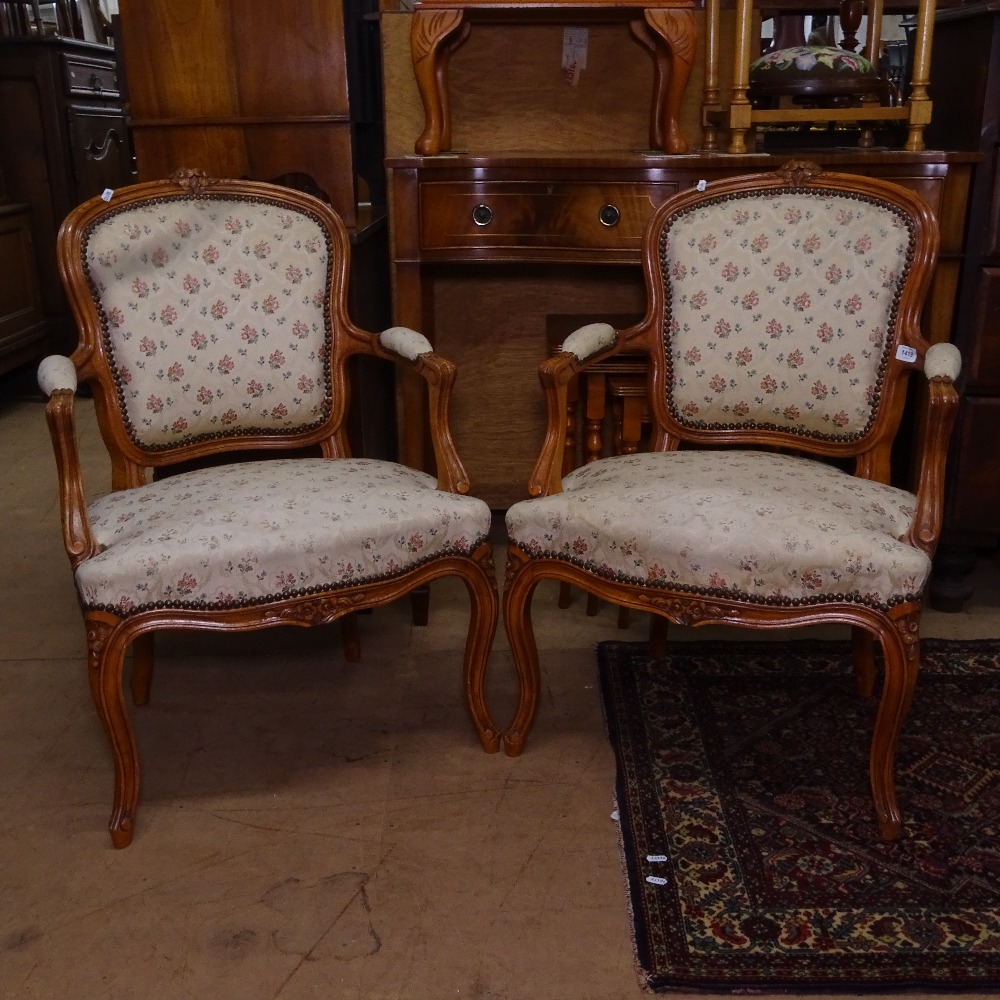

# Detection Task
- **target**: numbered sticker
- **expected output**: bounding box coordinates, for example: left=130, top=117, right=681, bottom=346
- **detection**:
left=896, top=345, right=918, bottom=363
left=646, top=854, right=668, bottom=863
left=645, top=875, right=668, bottom=886
left=101, top=188, right=114, bottom=202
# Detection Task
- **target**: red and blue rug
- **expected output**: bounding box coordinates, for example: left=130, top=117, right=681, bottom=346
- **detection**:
left=598, top=637, right=1000, bottom=993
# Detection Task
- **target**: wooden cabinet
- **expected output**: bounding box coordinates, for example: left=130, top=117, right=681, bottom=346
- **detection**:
left=0, top=202, right=47, bottom=377
left=388, top=150, right=972, bottom=509
left=0, top=36, right=133, bottom=355
left=117, top=0, right=385, bottom=231
left=925, top=1, right=1000, bottom=610
left=115, top=0, right=395, bottom=459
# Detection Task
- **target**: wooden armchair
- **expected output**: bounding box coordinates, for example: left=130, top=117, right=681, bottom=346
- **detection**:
left=40, top=171, right=500, bottom=846
left=502, top=161, right=961, bottom=841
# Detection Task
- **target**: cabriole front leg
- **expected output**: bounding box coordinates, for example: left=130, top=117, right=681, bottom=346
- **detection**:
left=87, top=614, right=142, bottom=848
left=870, top=611, right=921, bottom=842
left=460, top=542, right=502, bottom=754
left=501, top=548, right=543, bottom=756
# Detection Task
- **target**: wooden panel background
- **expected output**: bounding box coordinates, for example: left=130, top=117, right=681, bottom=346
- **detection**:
left=428, top=265, right=647, bottom=508
left=382, top=8, right=736, bottom=157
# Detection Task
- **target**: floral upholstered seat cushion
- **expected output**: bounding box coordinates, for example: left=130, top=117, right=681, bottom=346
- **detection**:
left=79, top=458, right=491, bottom=615
left=506, top=450, right=928, bottom=609
left=750, top=45, right=878, bottom=83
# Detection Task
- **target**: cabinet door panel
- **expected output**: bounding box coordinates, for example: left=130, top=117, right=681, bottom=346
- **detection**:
left=67, top=105, right=133, bottom=202
left=947, top=397, right=1000, bottom=534
left=968, top=267, right=1000, bottom=391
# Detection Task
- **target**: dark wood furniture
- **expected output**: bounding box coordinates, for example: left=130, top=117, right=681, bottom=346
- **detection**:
left=387, top=149, right=973, bottom=509
left=42, top=173, right=499, bottom=847
left=116, top=0, right=395, bottom=458
left=0, top=36, right=132, bottom=355
left=501, top=162, right=961, bottom=841
left=0, top=201, right=47, bottom=376
left=925, top=1, right=1000, bottom=610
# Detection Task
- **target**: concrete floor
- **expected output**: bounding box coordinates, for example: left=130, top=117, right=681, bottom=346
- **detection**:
left=3, top=375, right=999, bottom=999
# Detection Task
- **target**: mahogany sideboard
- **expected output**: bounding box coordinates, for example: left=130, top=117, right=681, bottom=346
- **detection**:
left=387, top=150, right=973, bottom=510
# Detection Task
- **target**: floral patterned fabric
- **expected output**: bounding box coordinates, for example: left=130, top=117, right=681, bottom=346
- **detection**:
left=78, top=458, right=491, bottom=615
left=661, top=189, right=911, bottom=440
left=84, top=195, right=335, bottom=449
left=506, top=450, right=928, bottom=609
left=750, top=45, right=876, bottom=77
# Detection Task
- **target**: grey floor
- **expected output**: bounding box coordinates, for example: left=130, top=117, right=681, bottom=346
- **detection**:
left=3, top=375, right=999, bottom=999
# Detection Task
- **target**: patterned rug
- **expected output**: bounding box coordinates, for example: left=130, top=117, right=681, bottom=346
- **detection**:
left=598, top=638, right=1000, bottom=994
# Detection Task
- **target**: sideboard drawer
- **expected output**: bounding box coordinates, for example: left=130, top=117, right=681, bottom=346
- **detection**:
left=63, top=54, right=120, bottom=99
left=419, top=181, right=678, bottom=252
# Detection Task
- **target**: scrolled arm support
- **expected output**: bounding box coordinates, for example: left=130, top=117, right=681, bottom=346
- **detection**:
left=528, top=324, right=622, bottom=498
left=376, top=326, right=471, bottom=495
left=906, top=345, right=962, bottom=556
left=38, top=356, right=98, bottom=569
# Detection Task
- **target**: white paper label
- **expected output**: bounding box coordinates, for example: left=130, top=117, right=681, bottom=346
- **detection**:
left=562, top=27, right=588, bottom=86
left=645, top=875, right=668, bottom=886
left=896, top=345, right=918, bottom=363
left=646, top=854, right=668, bottom=863
left=101, top=188, right=114, bottom=202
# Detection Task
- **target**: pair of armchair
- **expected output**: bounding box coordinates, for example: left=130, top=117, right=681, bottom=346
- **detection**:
left=42, top=164, right=959, bottom=848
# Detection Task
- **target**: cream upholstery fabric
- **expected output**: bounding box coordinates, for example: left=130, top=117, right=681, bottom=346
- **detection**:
left=661, top=189, right=912, bottom=440
left=84, top=196, right=334, bottom=449
left=78, top=457, right=491, bottom=615
left=925, top=342, right=962, bottom=381
left=38, top=355, right=78, bottom=395
left=562, top=322, right=616, bottom=361
left=379, top=326, right=433, bottom=361
left=507, top=450, right=928, bottom=609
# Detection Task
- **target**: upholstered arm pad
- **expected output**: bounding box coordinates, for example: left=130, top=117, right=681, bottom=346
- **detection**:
left=925, top=342, right=962, bottom=381
left=562, top=323, right=616, bottom=361
left=379, top=326, right=433, bottom=361
left=38, top=355, right=78, bottom=396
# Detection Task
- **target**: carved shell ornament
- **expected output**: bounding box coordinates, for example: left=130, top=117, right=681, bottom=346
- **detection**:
left=776, top=160, right=825, bottom=187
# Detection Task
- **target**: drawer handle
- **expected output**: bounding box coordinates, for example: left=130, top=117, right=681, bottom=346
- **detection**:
left=89, top=73, right=105, bottom=93
left=471, top=204, right=493, bottom=227
left=599, top=204, right=621, bottom=227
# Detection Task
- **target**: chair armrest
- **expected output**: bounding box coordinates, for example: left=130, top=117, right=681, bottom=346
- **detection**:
left=376, top=327, right=472, bottom=495
left=561, top=322, right=617, bottom=362
left=906, top=343, right=962, bottom=557
left=378, top=326, right=434, bottom=362
left=38, top=356, right=98, bottom=568
left=528, top=323, right=622, bottom=498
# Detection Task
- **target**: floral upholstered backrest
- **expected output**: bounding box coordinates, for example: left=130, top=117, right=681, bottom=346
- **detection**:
left=82, top=193, right=335, bottom=451
left=660, top=185, right=915, bottom=442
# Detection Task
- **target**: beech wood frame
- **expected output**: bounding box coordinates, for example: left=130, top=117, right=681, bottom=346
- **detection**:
left=46, top=173, right=500, bottom=847
left=502, top=161, right=960, bottom=842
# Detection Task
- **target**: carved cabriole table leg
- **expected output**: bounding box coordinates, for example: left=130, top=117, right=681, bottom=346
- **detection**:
left=411, top=8, right=466, bottom=155
left=641, top=6, right=697, bottom=154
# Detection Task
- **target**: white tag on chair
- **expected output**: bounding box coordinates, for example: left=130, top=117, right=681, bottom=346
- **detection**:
left=896, top=345, right=918, bottom=363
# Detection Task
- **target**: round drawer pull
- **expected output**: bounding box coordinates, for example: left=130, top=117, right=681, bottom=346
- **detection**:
left=471, top=204, right=493, bottom=227
left=599, top=204, right=621, bottom=227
